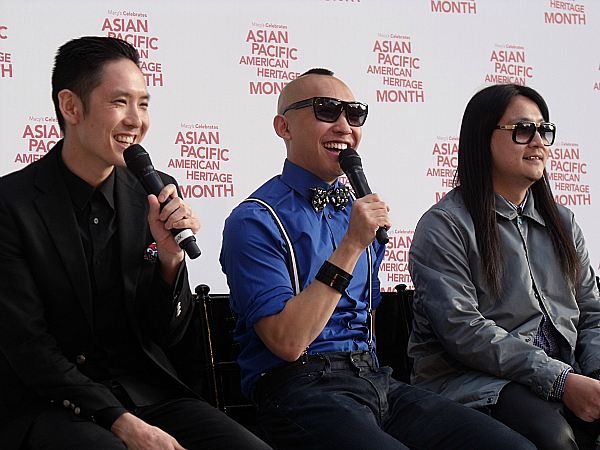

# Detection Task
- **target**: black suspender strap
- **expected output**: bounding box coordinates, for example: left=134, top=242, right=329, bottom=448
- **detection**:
left=242, top=196, right=375, bottom=349
left=243, top=197, right=302, bottom=296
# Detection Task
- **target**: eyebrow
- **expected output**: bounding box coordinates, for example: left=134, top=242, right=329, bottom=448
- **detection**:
left=111, top=89, right=151, bottom=101
left=506, top=115, right=544, bottom=123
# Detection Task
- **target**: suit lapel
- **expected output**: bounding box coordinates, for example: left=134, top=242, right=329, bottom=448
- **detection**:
left=114, top=167, right=147, bottom=338
left=33, top=146, right=94, bottom=329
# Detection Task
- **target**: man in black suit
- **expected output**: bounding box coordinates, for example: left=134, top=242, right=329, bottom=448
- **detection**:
left=0, top=36, right=268, bottom=449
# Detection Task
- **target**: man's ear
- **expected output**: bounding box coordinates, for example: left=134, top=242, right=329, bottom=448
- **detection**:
left=273, top=114, right=291, bottom=140
left=57, top=89, right=83, bottom=126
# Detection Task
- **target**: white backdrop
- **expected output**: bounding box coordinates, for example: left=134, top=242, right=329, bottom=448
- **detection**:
left=1, top=0, right=598, bottom=293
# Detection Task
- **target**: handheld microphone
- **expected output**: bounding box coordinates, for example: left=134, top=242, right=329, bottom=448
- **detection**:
left=124, top=144, right=201, bottom=259
left=339, top=148, right=389, bottom=245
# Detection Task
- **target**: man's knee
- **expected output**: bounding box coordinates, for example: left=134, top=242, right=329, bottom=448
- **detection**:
left=525, top=419, right=576, bottom=450
left=25, top=407, right=126, bottom=450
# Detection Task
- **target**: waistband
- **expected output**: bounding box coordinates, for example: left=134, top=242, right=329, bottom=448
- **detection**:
left=252, top=350, right=377, bottom=403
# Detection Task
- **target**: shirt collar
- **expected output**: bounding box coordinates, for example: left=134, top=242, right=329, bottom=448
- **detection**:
left=280, top=159, right=344, bottom=203
left=97, top=171, right=116, bottom=209
left=58, top=148, right=116, bottom=211
left=494, top=189, right=545, bottom=226
left=500, top=190, right=529, bottom=214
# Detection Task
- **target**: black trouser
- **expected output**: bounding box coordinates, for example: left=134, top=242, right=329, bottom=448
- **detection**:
left=480, top=381, right=600, bottom=450
left=24, top=397, right=270, bottom=450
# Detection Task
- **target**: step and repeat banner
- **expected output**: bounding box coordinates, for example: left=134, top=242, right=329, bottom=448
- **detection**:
left=1, top=0, right=598, bottom=293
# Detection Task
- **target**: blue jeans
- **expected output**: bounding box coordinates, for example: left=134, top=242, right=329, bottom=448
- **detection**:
left=252, top=351, right=534, bottom=450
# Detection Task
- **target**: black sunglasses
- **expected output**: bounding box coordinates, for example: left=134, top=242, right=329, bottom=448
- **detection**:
left=281, top=97, right=368, bottom=127
left=495, top=121, right=556, bottom=146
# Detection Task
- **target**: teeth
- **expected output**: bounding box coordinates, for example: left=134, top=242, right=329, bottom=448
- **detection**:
left=323, top=142, right=348, bottom=150
left=525, top=156, right=541, bottom=160
left=115, top=135, right=134, bottom=145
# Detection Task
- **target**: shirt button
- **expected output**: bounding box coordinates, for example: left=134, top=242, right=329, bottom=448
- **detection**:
left=76, top=355, right=86, bottom=365
left=93, top=217, right=99, bottom=225
left=328, top=214, right=332, bottom=219
left=96, top=259, right=102, bottom=266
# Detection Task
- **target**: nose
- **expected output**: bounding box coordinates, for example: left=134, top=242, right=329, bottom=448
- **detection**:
left=332, top=110, right=352, bottom=134
left=124, top=105, right=144, bottom=128
left=530, top=128, right=545, bottom=147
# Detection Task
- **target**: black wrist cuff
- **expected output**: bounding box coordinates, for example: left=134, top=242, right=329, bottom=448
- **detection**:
left=315, top=260, right=353, bottom=294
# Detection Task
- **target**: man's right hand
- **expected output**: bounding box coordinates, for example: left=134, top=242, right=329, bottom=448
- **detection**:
left=562, top=372, right=600, bottom=422
left=111, top=413, right=186, bottom=450
left=344, top=193, right=391, bottom=252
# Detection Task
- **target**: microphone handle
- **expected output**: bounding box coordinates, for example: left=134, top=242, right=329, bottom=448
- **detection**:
left=345, top=167, right=389, bottom=246
left=138, top=168, right=201, bottom=259
left=375, top=226, right=390, bottom=246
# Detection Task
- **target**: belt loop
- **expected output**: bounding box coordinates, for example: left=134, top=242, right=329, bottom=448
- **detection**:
left=365, top=349, right=374, bottom=369
left=368, top=349, right=378, bottom=371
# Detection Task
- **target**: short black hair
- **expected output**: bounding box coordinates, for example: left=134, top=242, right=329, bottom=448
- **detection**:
left=299, top=68, right=334, bottom=77
left=52, top=36, right=140, bottom=132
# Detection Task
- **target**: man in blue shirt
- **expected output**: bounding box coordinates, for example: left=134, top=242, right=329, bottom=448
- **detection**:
left=220, top=68, right=534, bottom=449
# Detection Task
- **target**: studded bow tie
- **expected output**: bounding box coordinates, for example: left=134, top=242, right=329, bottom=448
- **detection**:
left=310, top=186, right=351, bottom=213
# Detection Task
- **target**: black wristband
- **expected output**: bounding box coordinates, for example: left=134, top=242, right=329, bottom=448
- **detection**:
left=315, top=260, right=353, bottom=294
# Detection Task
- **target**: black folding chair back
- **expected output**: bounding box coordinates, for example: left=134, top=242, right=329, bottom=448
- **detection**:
left=375, top=284, right=415, bottom=383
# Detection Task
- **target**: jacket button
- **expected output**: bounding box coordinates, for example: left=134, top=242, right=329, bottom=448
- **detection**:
left=76, top=355, right=86, bottom=365
left=74, top=407, right=81, bottom=415
left=63, top=400, right=70, bottom=408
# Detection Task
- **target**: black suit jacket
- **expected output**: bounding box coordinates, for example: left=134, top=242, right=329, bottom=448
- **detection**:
left=0, top=141, right=197, bottom=446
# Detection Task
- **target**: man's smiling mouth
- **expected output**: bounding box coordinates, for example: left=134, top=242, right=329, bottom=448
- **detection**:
left=115, top=135, right=135, bottom=146
left=323, top=142, right=348, bottom=151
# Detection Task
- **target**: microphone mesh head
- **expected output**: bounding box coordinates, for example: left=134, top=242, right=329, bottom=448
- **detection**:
left=338, top=147, right=362, bottom=173
left=123, top=144, right=152, bottom=172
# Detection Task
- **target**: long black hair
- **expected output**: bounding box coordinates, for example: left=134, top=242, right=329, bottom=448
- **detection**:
left=454, top=84, right=580, bottom=298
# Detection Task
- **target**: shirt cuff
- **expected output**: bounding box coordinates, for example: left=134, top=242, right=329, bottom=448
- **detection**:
left=549, top=367, right=573, bottom=400
left=91, top=406, right=128, bottom=430
left=157, top=259, right=186, bottom=301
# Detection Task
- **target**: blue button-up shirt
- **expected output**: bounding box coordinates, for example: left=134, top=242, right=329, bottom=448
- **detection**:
left=220, top=160, right=385, bottom=398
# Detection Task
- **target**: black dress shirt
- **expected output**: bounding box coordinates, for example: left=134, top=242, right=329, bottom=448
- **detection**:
left=58, top=154, right=185, bottom=428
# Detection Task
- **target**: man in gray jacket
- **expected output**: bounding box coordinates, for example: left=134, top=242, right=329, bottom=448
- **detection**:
left=409, top=83, right=600, bottom=450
